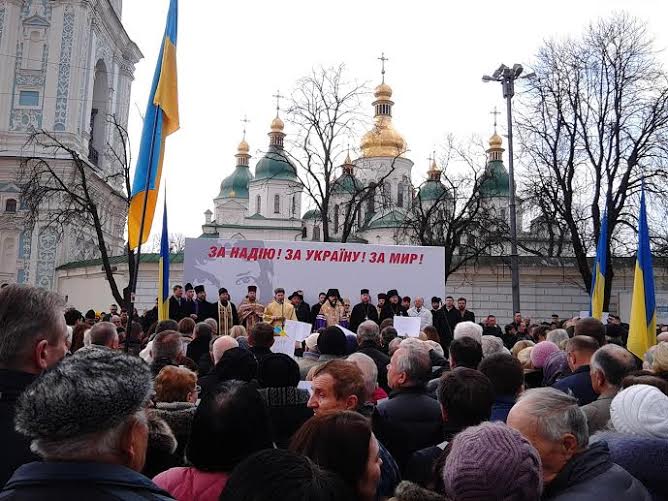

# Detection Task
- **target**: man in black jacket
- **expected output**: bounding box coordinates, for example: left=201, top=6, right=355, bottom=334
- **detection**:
left=379, top=290, right=408, bottom=322
left=0, top=285, right=68, bottom=486
left=289, top=291, right=311, bottom=324
left=373, top=339, right=442, bottom=473
left=193, top=285, right=216, bottom=322
left=508, top=387, right=650, bottom=500
left=356, top=320, right=390, bottom=392
left=350, top=289, right=380, bottom=333
left=168, top=284, right=185, bottom=321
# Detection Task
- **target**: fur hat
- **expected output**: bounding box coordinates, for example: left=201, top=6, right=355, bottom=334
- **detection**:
left=610, top=384, right=668, bottom=439
left=184, top=283, right=194, bottom=292
left=390, top=481, right=448, bottom=501
left=443, top=421, right=543, bottom=500
left=194, top=285, right=205, bottom=294
left=15, top=347, right=153, bottom=441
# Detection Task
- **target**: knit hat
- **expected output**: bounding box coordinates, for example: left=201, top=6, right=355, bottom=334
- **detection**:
left=305, top=333, right=320, bottom=351
left=317, top=326, right=347, bottom=356
left=15, top=347, right=153, bottom=441
left=530, top=341, right=561, bottom=369
left=258, top=353, right=300, bottom=388
left=610, top=384, right=668, bottom=439
left=443, top=422, right=543, bottom=500
left=214, top=347, right=258, bottom=383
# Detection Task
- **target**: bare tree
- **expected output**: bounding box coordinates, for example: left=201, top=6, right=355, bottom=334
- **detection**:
left=517, top=13, right=668, bottom=309
left=18, top=115, right=136, bottom=307
left=147, top=232, right=186, bottom=253
left=399, top=136, right=510, bottom=285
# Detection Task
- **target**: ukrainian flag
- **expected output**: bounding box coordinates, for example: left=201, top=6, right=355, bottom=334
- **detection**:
left=128, top=0, right=179, bottom=249
left=628, top=183, right=656, bottom=360
left=158, top=197, right=170, bottom=321
left=589, top=210, right=608, bottom=320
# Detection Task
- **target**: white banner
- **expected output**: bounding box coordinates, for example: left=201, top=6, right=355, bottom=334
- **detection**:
left=183, top=238, right=445, bottom=306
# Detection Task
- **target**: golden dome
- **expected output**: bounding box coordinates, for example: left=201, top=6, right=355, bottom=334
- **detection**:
left=361, top=116, right=407, bottom=158
left=489, top=133, right=503, bottom=148
left=270, top=116, right=284, bottom=133
left=237, top=138, right=250, bottom=154
left=374, top=82, right=393, bottom=101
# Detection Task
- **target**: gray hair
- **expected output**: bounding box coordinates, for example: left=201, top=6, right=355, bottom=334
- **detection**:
left=347, top=352, right=378, bottom=400
left=454, top=321, right=483, bottom=344
left=516, top=388, right=589, bottom=448
left=212, top=335, right=239, bottom=364
left=0, top=284, right=65, bottom=369
left=388, top=337, right=403, bottom=356
left=546, top=329, right=569, bottom=349
left=204, top=317, right=218, bottom=333
left=394, top=342, right=431, bottom=385
left=590, top=344, right=637, bottom=387
left=89, top=322, right=118, bottom=348
left=357, top=320, right=380, bottom=343
left=229, top=325, right=247, bottom=338
left=481, top=335, right=505, bottom=358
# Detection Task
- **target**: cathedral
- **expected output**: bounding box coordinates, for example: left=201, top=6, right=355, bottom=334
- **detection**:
left=0, top=0, right=139, bottom=289
left=201, top=72, right=518, bottom=247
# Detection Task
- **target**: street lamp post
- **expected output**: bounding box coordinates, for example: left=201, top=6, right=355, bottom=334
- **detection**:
left=482, top=64, right=527, bottom=316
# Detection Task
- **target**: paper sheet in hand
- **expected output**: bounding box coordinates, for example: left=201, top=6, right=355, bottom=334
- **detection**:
left=394, top=316, right=421, bottom=337
left=285, top=320, right=312, bottom=342
left=271, top=330, right=297, bottom=358
left=336, top=325, right=357, bottom=338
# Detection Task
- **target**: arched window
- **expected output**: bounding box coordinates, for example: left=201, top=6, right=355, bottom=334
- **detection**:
left=357, top=208, right=363, bottom=229
left=5, top=199, right=17, bottom=213
left=313, top=226, right=321, bottom=240
left=367, top=186, right=376, bottom=214
left=334, top=205, right=340, bottom=233
left=274, top=194, right=280, bottom=213
left=397, top=183, right=404, bottom=208
left=291, top=196, right=296, bottom=217
left=383, top=182, right=392, bottom=208
left=256, top=195, right=261, bottom=214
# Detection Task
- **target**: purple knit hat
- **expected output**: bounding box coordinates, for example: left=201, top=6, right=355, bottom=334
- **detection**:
left=443, top=422, right=543, bottom=501
left=530, top=341, right=561, bottom=369
left=542, top=350, right=571, bottom=386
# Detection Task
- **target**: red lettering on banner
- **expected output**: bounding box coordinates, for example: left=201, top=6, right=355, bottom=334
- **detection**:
left=208, top=246, right=217, bottom=258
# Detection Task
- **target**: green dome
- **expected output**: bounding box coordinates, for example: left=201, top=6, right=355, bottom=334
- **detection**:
left=254, top=146, right=298, bottom=181
left=302, top=209, right=321, bottom=220
left=219, top=164, right=252, bottom=198
left=332, top=173, right=362, bottom=195
left=479, top=160, right=510, bottom=197
left=418, top=180, right=449, bottom=202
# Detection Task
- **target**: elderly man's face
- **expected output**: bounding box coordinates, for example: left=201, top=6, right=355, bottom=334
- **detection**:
left=507, top=401, right=579, bottom=485
left=111, top=316, right=122, bottom=328
left=415, top=298, right=424, bottom=309
left=308, top=373, right=356, bottom=414
left=387, top=348, right=408, bottom=390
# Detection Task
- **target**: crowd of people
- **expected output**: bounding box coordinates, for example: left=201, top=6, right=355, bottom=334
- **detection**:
left=1, top=282, right=668, bottom=500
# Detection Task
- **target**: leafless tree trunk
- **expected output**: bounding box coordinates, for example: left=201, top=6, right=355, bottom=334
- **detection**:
left=18, top=115, right=136, bottom=308
left=517, top=13, right=668, bottom=309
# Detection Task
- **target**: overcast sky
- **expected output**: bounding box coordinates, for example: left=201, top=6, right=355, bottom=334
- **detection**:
left=120, top=0, right=668, bottom=240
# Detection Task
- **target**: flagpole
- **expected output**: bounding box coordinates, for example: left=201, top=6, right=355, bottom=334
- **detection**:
left=129, top=105, right=161, bottom=317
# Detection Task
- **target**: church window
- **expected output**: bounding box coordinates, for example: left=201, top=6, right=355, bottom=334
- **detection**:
left=397, top=183, right=404, bottom=208
left=358, top=208, right=363, bottom=228
left=274, top=194, right=280, bottom=213
left=291, top=196, right=296, bottom=217
left=18, top=90, right=39, bottom=107
left=383, top=182, right=392, bottom=208
left=5, top=199, right=17, bottom=213
left=313, top=226, right=321, bottom=240
left=334, top=205, right=340, bottom=232
left=367, top=187, right=375, bottom=214
left=256, top=195, right=261, bottom=214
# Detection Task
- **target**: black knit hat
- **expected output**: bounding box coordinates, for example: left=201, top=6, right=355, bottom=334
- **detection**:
left=317, top=326, right=347, bottom=356
left=214, top=347, right=258, bottom=383
left=258, top=353, right=300, bottom=388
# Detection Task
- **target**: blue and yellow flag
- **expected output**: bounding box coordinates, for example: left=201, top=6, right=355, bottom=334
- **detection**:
left=128, top=0, right=179, bottom=249
left=589, top=210, right=608, bottom=320
left=158, top=196, right=170, bottom=322
left=628, top=183, right=656, bottom=360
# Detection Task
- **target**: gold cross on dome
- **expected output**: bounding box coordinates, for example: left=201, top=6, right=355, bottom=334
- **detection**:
left=272, top=90, right=284, bottom=116
left=241, top=115, right=250, bottom=139
left=490, top=106, right=501, bottom=133
left=378, top=52, right=389, bottom=83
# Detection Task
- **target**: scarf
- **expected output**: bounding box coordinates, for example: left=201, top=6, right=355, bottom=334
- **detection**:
left=218, top=301, right=233, bottom=336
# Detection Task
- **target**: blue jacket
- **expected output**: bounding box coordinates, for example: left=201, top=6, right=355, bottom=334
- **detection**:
left=0, top=462, right=174, bottom=500
left=552, top=365, right=597, bottom=405
left=490, top=394, right=516, bottom=423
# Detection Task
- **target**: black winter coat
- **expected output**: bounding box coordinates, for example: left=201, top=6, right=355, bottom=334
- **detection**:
left=372, top=386, right=442, bottom=472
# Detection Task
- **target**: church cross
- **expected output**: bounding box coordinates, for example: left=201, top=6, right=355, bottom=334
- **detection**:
left=272, top=90, right=284, bottom=116
left=378, top=52, right=389, bottom=83
left=490, top=106, right=501, bottom=133
left=241, top=115, right=250, bottom=139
